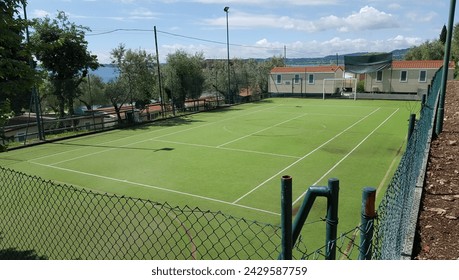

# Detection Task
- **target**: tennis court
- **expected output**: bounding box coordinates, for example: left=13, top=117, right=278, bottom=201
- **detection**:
left=0, top=98, right=418, bottom=231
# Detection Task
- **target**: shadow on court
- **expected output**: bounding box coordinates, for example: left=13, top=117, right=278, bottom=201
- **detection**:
left=144, top=116, right=204, bottom=127
left=53, top=142, right=175, bottom=152
left=0, top=233, right=47, bottom=260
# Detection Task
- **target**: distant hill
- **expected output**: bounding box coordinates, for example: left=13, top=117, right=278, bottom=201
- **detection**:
left=90, top=49, right=410, bottom=81
left=283, top=48, right=409, bottom=66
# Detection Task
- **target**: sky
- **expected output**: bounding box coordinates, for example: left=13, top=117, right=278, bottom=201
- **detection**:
left=24, top=0, right=453, bottom=64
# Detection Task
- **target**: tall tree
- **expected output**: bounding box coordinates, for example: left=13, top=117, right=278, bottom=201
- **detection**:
left=405, top=40, right=444, bottom=60
left=0, top=99, right=13, bottom=151
left=104, top=79, right=128, bottom=122
left=203, top=59, right=229, bottom=101
left=203, top=56, right=285, bottom=102
left=451, top=23, right=459, bottom=62
left=164, top=50, right=205, bottom=110
left=440, top=25, right=447, bottom=45
left=31, top=11, right=99, bottom=117
left=77, top=74, right=107, bottom=110
left=257, top=56, right=285, bottom=94
left=0, top=0, right=36, bottom=114
left=109, top=44, right=157, bottom=120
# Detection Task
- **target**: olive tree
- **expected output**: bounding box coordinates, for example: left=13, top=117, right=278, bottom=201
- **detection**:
left=163, top=50, right=205, bottom=110
left=0, top=0, right=36, bottom=114
left=107, top=44, right=157, bottom=122
left=31, top=11, right=99, bottom=117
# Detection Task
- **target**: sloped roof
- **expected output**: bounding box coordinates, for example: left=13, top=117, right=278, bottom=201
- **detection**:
left=391, top=60, right=455, bottom=69
left=271, top=65, right=343, bottom=74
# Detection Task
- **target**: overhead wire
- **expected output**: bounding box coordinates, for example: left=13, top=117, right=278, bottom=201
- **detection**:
left=86, top=27, right=294, bottom=54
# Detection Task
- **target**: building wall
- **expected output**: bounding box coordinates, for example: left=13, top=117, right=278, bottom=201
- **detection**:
left=365, top=68, right=454, bottom=93
left=269, top=69, right=344, bottom=95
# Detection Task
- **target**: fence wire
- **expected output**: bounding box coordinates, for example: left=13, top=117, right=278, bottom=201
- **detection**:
left=371, top=68, right=443, bottom=260
left=0, top=69, right=443, bottom=260
left=0, top=166, right=314, bottom=260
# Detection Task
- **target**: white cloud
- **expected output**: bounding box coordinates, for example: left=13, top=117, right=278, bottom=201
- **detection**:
left=247, top=35, right=421, bottom=59
left=407, top=11, right=437, bottom=23
left=387, top=35, right=423, bottom=48
left=203, top=6, right=398, bottom=33
left=339, top=6, right=399, bottom=31
left=32, top=9, right=51, bottom=18
left=130, top=8, right=154, bottom=17
left=128, top=8, right=157, bottom=19
left=388, top=3, right=401, bottom=9
left=192, top=0, right=340, bottom=5
left=93, top=33, right=421, bottom=64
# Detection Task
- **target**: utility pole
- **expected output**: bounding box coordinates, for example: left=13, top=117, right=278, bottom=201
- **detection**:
left=224, top=7, right=231, bottom=104
left=22, top=0, right=45, bottom=140
left=154, top=26, right=165, bottom=117
left=436, top=0, right=456, bottom=136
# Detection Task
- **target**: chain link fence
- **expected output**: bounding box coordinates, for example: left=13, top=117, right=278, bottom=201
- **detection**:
left=371, top=68, right=443, bottom=260
left=0, top=163, right=391, bottom=261
left=0, top=69, right=443, bottom=260
left=0, top=166, right=314, bottom=260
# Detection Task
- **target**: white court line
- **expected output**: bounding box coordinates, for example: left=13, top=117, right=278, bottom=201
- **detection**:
left=232, top=107, right=381, bottom=204
left=292, top=108, right=400, bottom=205
left=153, top=139, right=301, bottom=159
left=29, top=126, right=178, bottom=162
left=217, top=112, right=309, bottom=148
left=31, top=105, right=282, bottom=166
left=29, top=162, right=280, bottom=216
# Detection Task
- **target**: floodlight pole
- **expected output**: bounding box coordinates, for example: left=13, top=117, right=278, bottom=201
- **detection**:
left=224, top=6, right=231, bottom=104
left=154, top=26, right=165, bottom=118
left=22, top=0, right=45, bottom=141
left=436, top=0, right=456, bottom=136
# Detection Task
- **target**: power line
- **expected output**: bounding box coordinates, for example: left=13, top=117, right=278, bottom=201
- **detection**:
left=86, top=28, right=154, bottom=36
left=87, top=28, right=286, bottom=53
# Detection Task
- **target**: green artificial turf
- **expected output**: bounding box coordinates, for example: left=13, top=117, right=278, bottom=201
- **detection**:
left=0, top=98, right=420, bottom=259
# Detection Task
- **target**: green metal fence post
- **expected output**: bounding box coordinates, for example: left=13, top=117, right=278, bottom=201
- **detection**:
left=291, top=186, right=326, bottom=247
left=436, top=0, right=456, bottom=136
left=359, top=187, right=376, bottom=260
left=325, top=178, right=339, bottom=260
left=290, top=178, right=339, bottom=260
left=407, top=114, right=416, bottom=142
left=280, top=175, right=293, bottom=260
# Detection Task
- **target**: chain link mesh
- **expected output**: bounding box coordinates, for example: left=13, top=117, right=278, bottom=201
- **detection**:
left=0, top=69, right=442, bottom=260
left=371, top=68, right=443, bottom=260
left=0, top=166, right=316, bottom=260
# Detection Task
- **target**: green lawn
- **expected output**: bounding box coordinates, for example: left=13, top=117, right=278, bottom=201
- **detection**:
left=0, top=98, right=420, bottom=259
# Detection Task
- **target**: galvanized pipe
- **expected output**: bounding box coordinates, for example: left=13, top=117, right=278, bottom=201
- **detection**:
left=359, top=187, right=376, bottom=260
left=280, top=175, right=293, bottom=260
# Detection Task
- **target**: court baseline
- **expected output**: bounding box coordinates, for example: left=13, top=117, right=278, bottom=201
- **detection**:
left=232, top=107, right=382, bottom=204
left=29, top=161, right=281, bottom=216
left=29, top=104, right=282, bottom=166
left=292, top=108, right=400, bottom=205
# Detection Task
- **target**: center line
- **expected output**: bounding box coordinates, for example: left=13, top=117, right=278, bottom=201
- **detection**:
left=232, top=107, right=381, bottom=204
left=29, top=161, right=280, bottom=216
left=217, top=112, right=309, bottom=148
left=292, top=108, right=400, bottom=205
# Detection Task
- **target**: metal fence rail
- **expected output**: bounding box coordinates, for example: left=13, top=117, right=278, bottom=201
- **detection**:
left=371, top=68, right=443, bottom=260
left=0, top=166, right=314, bottom=260
left=0, top=69, right=443, bottom=260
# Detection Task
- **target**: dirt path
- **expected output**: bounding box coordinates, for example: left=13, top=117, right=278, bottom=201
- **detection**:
left=413, top=80, right=459, bottom=260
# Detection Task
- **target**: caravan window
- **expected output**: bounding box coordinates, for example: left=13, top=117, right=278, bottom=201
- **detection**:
left=276, top=74, right=282, bottom=84
left=376, top=71, right=383, bottom=82
left=419, top=70, right=427, bottom=82
left=400, top=71, right=408, bottom=82
left=294, top=74, right=300, bottom=84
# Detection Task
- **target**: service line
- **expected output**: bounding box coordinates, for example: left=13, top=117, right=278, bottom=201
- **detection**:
left=232, top=107, right=382, bottom=204
left=292, top=108, right=400, bottom=205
